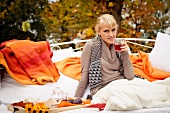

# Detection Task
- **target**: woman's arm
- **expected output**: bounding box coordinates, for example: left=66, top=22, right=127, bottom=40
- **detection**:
left=121, top=51, right=134, bottom=80
left=74, top=41, right=92, bottom=98
left=120, top=41, right=134, bottom=80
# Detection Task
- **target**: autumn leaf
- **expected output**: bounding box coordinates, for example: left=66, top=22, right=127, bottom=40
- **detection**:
left=22, top=21, right=30, bottom=32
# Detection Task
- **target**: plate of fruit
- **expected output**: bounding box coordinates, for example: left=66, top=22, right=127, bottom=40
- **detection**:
left=7, top=97, right=92, bottom=113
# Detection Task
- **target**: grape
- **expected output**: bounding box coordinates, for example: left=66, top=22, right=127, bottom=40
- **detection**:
left=66, top=99, right=74, bottom=103
left=86, top=95, right=92, bottom=100
left=72, top=98, right=82, bottom=104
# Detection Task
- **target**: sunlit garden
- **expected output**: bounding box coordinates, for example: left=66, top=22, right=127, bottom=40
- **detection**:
left=1, top=1, right=170, bottom=112
left=1, top=0, right=170, bottom=52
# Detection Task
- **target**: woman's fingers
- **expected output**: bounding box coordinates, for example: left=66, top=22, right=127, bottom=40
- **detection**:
left=120, top=40, right=128, bottom=52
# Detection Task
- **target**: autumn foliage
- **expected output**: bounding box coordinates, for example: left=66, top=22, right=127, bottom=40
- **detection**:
left=0, top=0, right=170, bottom=52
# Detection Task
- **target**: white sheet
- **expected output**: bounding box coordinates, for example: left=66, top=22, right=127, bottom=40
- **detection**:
left=92, top=77, right=170, bottom=111
left=1, top=73, right=170, bottom=113
left=57, top=72, right=90, bottom=98
left=59, top=107, right=170, bottom=113
left=0, top=104, right=12, bottom=113
left=0, top=71, right=89, bottom=104
left=1, top=104, right=170, bottom=113
left=0, top=72, right=59, bottom=104
left=1, top=50, right=170, bottom=112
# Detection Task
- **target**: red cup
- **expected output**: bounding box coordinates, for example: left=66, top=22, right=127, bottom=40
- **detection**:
left=114, top=44, right=122, bottom=51
left=114, top=39, right=123, bottom=51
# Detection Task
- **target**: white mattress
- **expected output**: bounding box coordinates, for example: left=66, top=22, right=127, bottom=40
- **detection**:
left=1, top=49, right=170, bottom=113
left=59, top=107, right=170, bottom=113
left=1, top=72, right=170, bottom=113
left=1, top=104, right=170, bottom=113
left=0, top=104, right=12, bottom=113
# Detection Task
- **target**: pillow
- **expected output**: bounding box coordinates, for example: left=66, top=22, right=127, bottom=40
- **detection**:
left=149, top=32, right=170, bottom=73
left=51, top=47, right=74, bottom=62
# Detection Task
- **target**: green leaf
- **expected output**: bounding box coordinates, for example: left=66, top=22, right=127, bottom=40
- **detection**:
left=22, top=21, right=30, bottom=32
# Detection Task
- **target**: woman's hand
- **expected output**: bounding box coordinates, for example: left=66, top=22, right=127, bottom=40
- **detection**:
left=120, top=39, right=129, bottom=52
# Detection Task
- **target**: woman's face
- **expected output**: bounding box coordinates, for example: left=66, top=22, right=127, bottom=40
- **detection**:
left=98, top=24, right=117, bottom=47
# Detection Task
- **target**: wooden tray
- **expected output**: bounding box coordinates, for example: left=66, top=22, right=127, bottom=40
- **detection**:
left=7, top=103, right=93, bottom=113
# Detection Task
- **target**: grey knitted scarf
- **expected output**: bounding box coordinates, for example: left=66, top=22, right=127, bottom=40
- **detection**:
left=88, top=36, right=124, bottom=94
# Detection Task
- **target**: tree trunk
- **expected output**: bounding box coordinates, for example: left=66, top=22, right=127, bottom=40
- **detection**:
left=107, top=0, right=124, bottom=33
left=94, top=0, right=125, bottom=33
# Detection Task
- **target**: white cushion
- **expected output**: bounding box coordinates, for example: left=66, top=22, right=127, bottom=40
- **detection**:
left=51, top=47, right=74, bottom=62
left=149, top=32, right=170, bottom=72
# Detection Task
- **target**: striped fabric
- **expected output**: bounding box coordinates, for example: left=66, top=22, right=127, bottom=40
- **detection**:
left=89, top=36, right=124, bottom=95
left=89, top=36, right=102, bottom=94
left=0, top=40, right=60, bottom=85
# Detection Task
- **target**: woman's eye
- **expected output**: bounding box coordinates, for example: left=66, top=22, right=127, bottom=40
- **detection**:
left=104, top=30, right=109, bottom=32
left=103, top=29, right=116, bottom=33
left=112, top=29, right=115, bottom=31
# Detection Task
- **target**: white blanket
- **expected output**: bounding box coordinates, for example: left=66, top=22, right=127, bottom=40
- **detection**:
left=92, top=78, right=170, bottom=111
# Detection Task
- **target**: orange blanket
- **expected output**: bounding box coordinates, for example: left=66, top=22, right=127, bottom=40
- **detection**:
left=0, top=40, right=60, bottom=85
left=55, top=57, right=81, bottom=81
left=130, top=51, right=170, bottom=81
left=55, top=51, right=170, bottom=82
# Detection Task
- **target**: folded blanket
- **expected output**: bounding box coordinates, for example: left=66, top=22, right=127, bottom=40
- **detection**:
left=55, top=57, right=81, bottom=81
left=130, top=51, right=170, bottom=81
left=0, top=40, right=60, bottom=85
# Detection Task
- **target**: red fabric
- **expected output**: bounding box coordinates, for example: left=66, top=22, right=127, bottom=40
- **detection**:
left=86, top=103, right=106, bottom=111
left=0, top=40, right=60, bottom=85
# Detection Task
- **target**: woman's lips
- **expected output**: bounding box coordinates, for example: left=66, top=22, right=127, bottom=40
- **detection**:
left=108, top=37, right=114, bottom=41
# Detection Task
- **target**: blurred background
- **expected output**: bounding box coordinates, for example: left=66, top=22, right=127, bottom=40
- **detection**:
left=0, top=0, right=170, bottom=52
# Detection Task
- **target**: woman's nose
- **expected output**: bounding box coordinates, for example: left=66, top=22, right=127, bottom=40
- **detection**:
left=109, top=31, right=114, bottom=36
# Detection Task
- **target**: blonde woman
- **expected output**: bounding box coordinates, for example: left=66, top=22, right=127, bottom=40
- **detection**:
left=75, top=14, right=134, bottom=98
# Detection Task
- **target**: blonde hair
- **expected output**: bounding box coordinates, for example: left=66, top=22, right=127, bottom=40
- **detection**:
left=95, top=14, right=118, bottom=34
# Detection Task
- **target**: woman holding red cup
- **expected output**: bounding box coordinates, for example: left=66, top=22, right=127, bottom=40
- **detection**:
left=75, top=14, right=134, bottom=98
